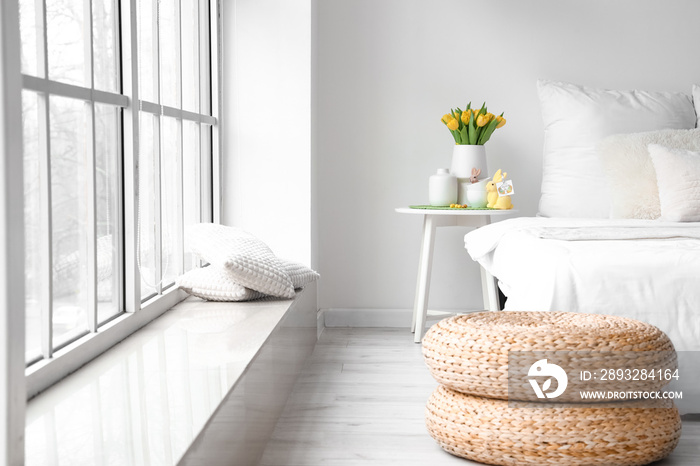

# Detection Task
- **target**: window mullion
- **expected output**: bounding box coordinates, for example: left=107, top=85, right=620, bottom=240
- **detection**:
left=199, top=0, right=209, bottom=116
left=84, top=0, right=98, bottom=333
left=199, top=0, right=211, bottom=225
left=195, top=0, right=203, bottom=229
left=176, top=119, right=184, bottom=277
left=86, top=100, right=97, bottom=332
left=37, top=94, right=53, bottom=358
left=209, top=0, right=221, bottom=224
left=34, top=0, right=48, bottom=79
left=154, top=117, right=163, bottom=295
left=0, top=0, right=26, bottom=457
left=121, top=0, right=141, bottom=313
left=154, top=0, right=163, bottom=295
left=21, top=75, right=129, bottom=108
left=176, top=0, right=184, bottom=276
left=36, top=0, right=53, bottom=358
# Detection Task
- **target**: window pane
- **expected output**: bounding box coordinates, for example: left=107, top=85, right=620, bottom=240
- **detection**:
left=23, top=91, right=42, bottom=361
left=183, top=121, right=199, bottom=271
left=95, top=104, right=121, bottom=324
left=159, top=0, right=180, bottom=108
left=161, top=117, right=181, bottom=285
left=138, top=0, right=156, bottom=102
left=181, top=0, right=199, bottom=112
left=139, top=113, right=158, bottom=299
left=47, top=0, right=87, bottom=86
left=19, top=0, right=38, bottom=76
left=50, top=96, right=89, bottom=348
left=93, top=0, right=118, bottom=92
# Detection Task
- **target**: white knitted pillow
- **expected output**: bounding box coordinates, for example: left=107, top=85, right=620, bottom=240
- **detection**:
left=186, top=223, right=295, bottom=298
left=282, top=260, right=320, bottom=289
left=177, top=266, right=266, bottom=302
left=177, top=260, right=319, bottom=302
left=648, top=144, right=700, bottom=222
left=598, top=128, right=700, bottom=219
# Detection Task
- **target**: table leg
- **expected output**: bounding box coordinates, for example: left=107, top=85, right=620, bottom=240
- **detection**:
left=480, top=265, right=500, bottom=311
left=413, top=216, right=436, bottom=343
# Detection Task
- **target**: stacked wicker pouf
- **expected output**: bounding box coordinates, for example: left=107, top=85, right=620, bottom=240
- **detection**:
left=422, top=311, right=682, bottom=466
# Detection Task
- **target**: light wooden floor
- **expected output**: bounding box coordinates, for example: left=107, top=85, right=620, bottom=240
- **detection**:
left=258, top=328, right=700, bottom=466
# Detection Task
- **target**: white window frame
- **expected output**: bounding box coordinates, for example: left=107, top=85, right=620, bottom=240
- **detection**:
left=1, top=0, right=26, bottom=461
left=22, top=0, right=223, bottom=399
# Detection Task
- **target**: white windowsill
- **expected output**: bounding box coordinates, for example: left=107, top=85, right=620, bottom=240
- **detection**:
left=25, top=290, right=307, bottom=465
left=26, top=286, right=189, bottom=399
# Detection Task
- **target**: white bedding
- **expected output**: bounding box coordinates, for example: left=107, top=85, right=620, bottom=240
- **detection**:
left=465, top=217, right=700, bottom=412
left=465, top=217, right=700, bottom=352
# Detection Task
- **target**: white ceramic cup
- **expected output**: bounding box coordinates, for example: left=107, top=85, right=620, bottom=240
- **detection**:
left=465, top=179, right=489, bottom=208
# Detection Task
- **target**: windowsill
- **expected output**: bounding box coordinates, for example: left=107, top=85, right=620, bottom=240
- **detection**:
left=25, top=286, right=188, bottom=398
left=25, top=288, right=314, bottom=465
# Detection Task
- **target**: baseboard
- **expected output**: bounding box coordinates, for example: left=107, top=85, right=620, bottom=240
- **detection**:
left=322, top=308, right=467, bottom=328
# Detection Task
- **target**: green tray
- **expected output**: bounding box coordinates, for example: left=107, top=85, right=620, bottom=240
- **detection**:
left=409, top=205, right=496, bottom=210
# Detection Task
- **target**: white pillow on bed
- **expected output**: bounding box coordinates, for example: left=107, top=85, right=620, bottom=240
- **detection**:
left=648, top=144, right=700, bottom=222
left=597, top=129, right=700, bottom=219
left=537, top=80, right=696, bottom=218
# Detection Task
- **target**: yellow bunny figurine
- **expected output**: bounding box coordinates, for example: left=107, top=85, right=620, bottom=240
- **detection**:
left=486, top=169, right=513, bottom=210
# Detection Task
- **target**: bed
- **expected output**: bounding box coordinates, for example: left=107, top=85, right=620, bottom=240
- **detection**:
left=465, top=217, right=700, bottom=352
left=461, top=80, right=700, bottom=413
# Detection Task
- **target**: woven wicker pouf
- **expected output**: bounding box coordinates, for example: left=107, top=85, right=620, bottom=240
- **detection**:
left=426, top=385, right=681, bottom=466
left=422, top=311, right=676, bottom=401
left=422, top=312, right=681, bottom=465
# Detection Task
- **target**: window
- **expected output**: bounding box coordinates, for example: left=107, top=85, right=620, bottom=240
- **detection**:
left=19, top=0, right=220, bottom=392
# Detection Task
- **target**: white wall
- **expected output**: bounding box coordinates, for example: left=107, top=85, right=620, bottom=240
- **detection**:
left=222, top=0, right=314, bottom=266
left=316, top=0, right=700, bottom=312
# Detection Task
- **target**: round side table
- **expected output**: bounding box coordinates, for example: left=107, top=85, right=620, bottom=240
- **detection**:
left=395, top=207, right=517, bottom=342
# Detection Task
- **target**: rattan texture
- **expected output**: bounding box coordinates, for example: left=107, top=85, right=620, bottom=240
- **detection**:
left=422, top=311, right=676, bottom=401
left=426, top=385, right=681, bottom=466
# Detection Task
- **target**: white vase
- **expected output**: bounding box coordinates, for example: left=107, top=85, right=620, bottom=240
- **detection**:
left=429, top=168, right=458, bottom=206
left=450, top=145, right=487, bottom=205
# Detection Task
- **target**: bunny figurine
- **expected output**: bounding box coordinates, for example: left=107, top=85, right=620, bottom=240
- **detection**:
left=470, top=167, right=481, bottom=184
left=486, top=169, right=513, bottom=209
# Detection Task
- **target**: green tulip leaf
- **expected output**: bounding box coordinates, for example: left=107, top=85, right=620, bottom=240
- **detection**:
left=468, top=113, right=477, bottom=144
left=478, top=117, right=500, bottom=145
left=460, top=125, right=468, bottom=144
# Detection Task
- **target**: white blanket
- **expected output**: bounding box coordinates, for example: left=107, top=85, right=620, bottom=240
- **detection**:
left=465, top=217, right=700, bottom=412
left=468, top=217, right=700, bottom=260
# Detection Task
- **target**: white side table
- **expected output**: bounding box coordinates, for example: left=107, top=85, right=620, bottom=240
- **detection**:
left=396, top=207, right=517, bottom=342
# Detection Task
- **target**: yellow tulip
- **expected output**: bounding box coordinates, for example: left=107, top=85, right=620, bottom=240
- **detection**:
left=485, top=112, right=495, bottom=123
left=453, top=110, right=461, bottom=119
left=476, top=113, right=489, bottom=127
left=461, top=109, right=471, bottom=125
left=442, top=114, right=459, bottom=130
left=496, top=115, right=506, bottom=128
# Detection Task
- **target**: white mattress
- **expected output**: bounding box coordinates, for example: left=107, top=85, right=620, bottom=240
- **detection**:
left=465, top=217, right=700, bottom=412
left=465, top=217, right=700, bottom=351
